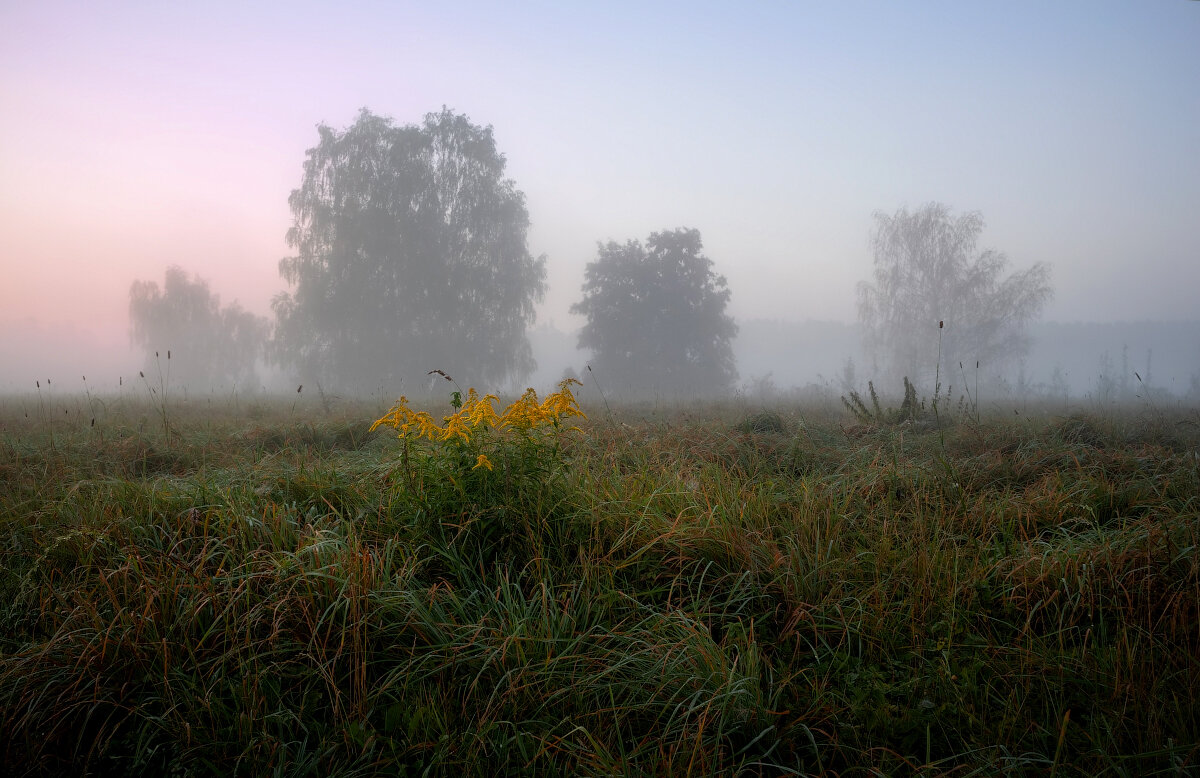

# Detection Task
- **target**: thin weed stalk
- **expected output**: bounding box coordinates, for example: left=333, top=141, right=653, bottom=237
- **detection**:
left=35, top=379, right=55, bottom=451
left=139, top=348, right=172, bottom=446
left=959, top=360, right=980, bottom=424
left=586, top=364, right=615, bottom=424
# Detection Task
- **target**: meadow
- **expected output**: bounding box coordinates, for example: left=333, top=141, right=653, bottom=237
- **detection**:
left=1, top=384, right=1197, bottom=776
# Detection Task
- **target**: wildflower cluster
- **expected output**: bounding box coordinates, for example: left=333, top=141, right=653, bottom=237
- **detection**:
left=370, top=378, right=586, bottom=471
left=369, top=378, right=587, bottom=563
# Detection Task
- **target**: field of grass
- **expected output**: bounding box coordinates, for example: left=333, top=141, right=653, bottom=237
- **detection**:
left=1, top=390, right=1198, bottom=776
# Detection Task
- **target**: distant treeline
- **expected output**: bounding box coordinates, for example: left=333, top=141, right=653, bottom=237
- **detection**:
left=526, top=319, right=1200, bottom=402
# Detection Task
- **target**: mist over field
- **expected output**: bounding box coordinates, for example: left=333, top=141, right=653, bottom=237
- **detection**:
left=1, top=2, right=1197, bottom=408
left=3, top=314, right=1197, bottom=411
left=6, top=7, right=1200, bottom=774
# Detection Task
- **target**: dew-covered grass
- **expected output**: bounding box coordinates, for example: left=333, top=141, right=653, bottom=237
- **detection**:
left=2, top=393, right=1197, bottom=776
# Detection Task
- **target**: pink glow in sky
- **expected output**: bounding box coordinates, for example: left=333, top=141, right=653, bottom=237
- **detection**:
left=2, top=1, right=1198, bottom=389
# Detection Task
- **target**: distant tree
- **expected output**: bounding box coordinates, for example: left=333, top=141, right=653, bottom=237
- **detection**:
left=857, top=203, right=1052, bottom=386
left=272, top=108, right=546, bottom=393
left=571, top=228, right=738, bottom=396
left=129, top=266, right=269, bottom=390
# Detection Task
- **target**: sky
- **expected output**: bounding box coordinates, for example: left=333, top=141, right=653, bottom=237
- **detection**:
left=1, top=1, right=1198, bottom=389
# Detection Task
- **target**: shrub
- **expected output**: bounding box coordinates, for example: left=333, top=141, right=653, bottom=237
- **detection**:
left=370, top=378, right=587, bottom=572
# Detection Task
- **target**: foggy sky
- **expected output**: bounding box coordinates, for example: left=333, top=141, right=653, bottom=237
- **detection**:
left=1, top=1, right=1198, bottom=391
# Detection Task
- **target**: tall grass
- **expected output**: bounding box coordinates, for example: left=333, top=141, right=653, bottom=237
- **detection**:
left=1, top=392, right=1197, bottom=775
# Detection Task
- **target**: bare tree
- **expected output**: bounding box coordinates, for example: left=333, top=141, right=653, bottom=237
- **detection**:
left=857, top=203, right=1052, bottom=387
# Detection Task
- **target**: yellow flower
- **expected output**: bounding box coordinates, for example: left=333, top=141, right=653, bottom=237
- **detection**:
left=369, top=396, right=413, bottom=432
left=441, top=411, right=471, bottom=443
left=500, top=387, right=542, bottom=430
left=465, top=390, right=501, bottom=429
left=548, top=378, right=586, bottom=420
left=409, top=411, right=440, bottom=441
left=472, top=454, right=494, bottom=471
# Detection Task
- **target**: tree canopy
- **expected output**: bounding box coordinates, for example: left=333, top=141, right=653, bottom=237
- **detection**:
left=129, top=266, right=269, bottom=391
left=572, top=228, right=738, bottom=397
left=272, top=108, right=546, bottom=393
left=857, top=202, right=1052, bottom=386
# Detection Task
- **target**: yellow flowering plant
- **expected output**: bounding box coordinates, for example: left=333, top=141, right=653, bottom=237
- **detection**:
left=370, top=378, right=586, bottom=564
left=371, top=377, right=585, bottom=461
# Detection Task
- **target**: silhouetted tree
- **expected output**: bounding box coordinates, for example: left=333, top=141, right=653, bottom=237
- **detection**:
left=129, top=266, right=269, bottom=390
left=857, top=203, right=1052, bottom=386
left=572, top=228, right=737, bottom=396
left=272, top=108, right=546, bottom=392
